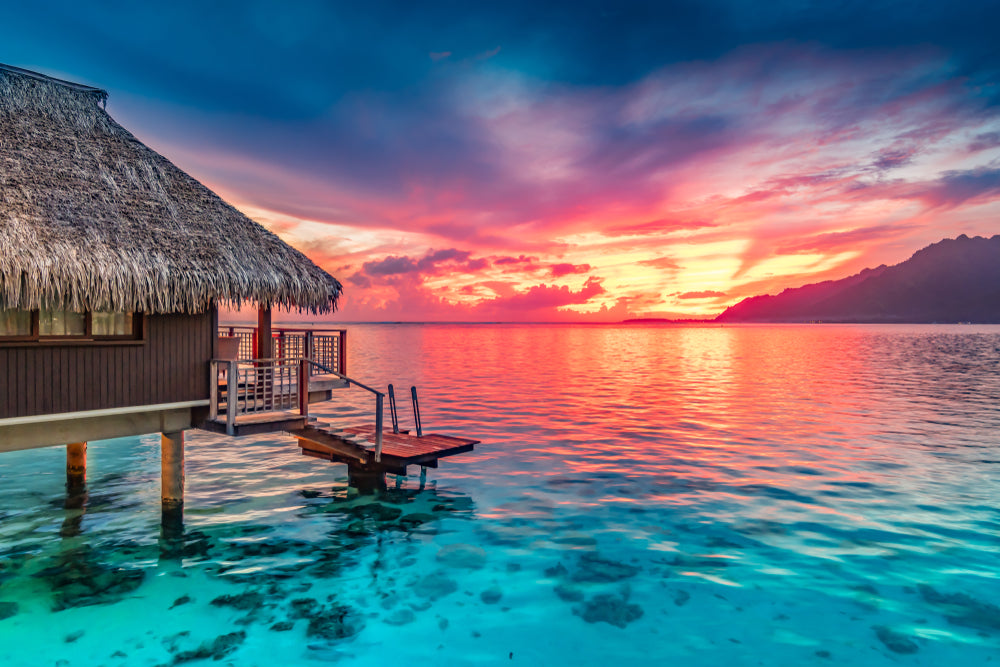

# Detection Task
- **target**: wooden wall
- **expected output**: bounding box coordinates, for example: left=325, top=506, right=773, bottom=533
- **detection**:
left=1, top=311, right=215, bottom=419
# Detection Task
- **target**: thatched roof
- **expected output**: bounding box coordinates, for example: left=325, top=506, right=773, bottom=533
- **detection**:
left=0, top=64, right=341, bottom=314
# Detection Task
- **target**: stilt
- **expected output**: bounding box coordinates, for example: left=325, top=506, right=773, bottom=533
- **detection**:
left=159, top=503, right=185, bottom=559
left=161, top=431, right=185, bottom=507
left=419, top=465, right=427, bottom=490
left=160, top=431, right=186, bottom=559
left=62, top=442, right=89, bottom=538
left=347, top=466, right=386, bottom=494
left=66, top=441, right=87, bottom=489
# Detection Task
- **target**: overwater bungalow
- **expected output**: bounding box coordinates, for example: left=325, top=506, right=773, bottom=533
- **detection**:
left=0, top=64, right=475, bottom=504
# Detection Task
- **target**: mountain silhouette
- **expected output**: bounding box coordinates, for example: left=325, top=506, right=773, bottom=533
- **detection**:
left=716, top=234, right=1000, bottom=323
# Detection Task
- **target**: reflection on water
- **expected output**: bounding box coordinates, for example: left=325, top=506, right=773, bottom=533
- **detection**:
left=1, top=324, right=999, bottom=665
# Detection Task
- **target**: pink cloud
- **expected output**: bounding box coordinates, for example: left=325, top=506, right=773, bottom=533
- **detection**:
left=676, top=290, right=726, bottom=299
left=137, top=43, right=1000, bottom=322
left=550, top=262, right=591, bottom=277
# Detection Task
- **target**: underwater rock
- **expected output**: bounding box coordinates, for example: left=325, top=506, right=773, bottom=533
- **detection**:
left=300, top=490, right=324, bottom=499
left=329, top=502, right=403, bottom=523
left=552, top=532, right=598, bottom=547
left=673, top=590, right=691, bottom=606
left=344, top=521, right=371, bottom=537
left=162, top=631, right=191, bottom=653
left=571, top=553, right=640, bottom=583
left=306, top=604, right=365, bottom=641
left=270, top=621, right=294, bottom=632
left=398, top=513, right=436, bottom=529
left=706, top=536, right=748, bottom=549
left=667, top=554, right=729, bottom=569
left=431, top=496, right=475, bottom=514
left=544, top=563, right=568, bottom=578
left=919, top=584, right=1000, bottom=632
left=160, top=535, right=212, bottom=560
left=480, top=587, right=503, bottom=604
left=210, top=591, right=264, bottom=611
left=231, top=540, right=296, bottom=557
left=573, top=593, right=644, bottom=629
left=289, top=597, right=320, bottom=619
left=0, top=601, right=18, bottom=620
left=414, top=572, right=459, bottom=600
left=384, top=608, right=416, bottom=626
left=36, top=546, right=146, bottom=611
left=436, top=544, right=487, bottom=570
left=554, top=584, right=584, bottom=603
left=64, top=630, right=84, bottom=643
left=379, top=488, right=417, bottom=506
left=172, top=631, right=246, bottom=664
left=169, top=595, right=192, bottom=609
left=873, top=626, right=919, bottom=654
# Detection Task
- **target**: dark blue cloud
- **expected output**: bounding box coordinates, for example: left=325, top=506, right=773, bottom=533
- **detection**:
left=6, top=1, right=1000, bottom=115
left=4, top=0, right=999, bottom=239
left=928, top=167, right=1000, bottom=208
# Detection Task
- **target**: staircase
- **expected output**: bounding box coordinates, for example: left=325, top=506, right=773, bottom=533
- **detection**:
left=202, top=358, right=479, bottom=476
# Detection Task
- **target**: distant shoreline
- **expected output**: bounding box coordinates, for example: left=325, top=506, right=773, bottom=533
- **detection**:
left=220, top=319, right=999, bottom=327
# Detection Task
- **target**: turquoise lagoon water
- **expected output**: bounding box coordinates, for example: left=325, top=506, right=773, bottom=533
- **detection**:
left=1, top=323, right=999, bottom=665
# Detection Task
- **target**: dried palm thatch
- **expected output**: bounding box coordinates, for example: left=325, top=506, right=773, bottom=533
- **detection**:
left=0, top=64, right=341, bottom=314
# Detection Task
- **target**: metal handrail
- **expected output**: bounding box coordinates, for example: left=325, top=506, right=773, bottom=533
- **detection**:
left=302, top=359, right=385, bottom=462
left=211, top=355, right=386, bottom=462
left=303, top=359, right=385, bottom=397
left=388, top=384, right=399, bottom=433
left=410, top=386, right=422, bottom=437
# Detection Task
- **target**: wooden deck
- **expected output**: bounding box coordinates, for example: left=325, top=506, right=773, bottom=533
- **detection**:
left=291, top=424, right=478, bottom=475
left=202, top=357, right=477, bottom=478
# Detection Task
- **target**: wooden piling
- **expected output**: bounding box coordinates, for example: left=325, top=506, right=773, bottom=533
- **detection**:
left=161, top=431, right=185, bottom=507
left=347, top=466, right=386, bottom=494
left=66, top=442, right=87, bottom=487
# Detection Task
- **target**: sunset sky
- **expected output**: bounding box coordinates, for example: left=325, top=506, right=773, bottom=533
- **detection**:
left=5, top=1, right=1000, bottom=321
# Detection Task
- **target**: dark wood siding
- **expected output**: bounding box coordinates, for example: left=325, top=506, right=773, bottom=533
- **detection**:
left=0, top=311, right=214, bottom=419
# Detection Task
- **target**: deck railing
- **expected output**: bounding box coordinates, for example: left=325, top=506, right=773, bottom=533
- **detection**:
left=210, top=356, right=386, bottom=461
left=218, top=327, right=346, bottom=375
left=210, top=358, right=310, bottom=434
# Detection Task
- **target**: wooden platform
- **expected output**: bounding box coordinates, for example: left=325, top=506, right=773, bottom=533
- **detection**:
left=291, top=424, right=478, bottom=475
left=202, top=411, right=307, bottom=436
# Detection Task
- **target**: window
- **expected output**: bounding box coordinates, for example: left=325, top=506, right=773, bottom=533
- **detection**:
left=0, top=309, right=32, bottom=337
left=92, top=312, right=134, bottom=336
left=40, top=309, right=86, bottom=336
left=0, top=309, right=140, bottom=342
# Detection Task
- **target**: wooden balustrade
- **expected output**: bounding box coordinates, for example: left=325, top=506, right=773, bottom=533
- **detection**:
left=218, top=327, right=346, bottom=375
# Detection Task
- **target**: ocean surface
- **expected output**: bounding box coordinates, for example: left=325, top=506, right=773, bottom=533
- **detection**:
left=1, top=323, right=999, bottom=666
